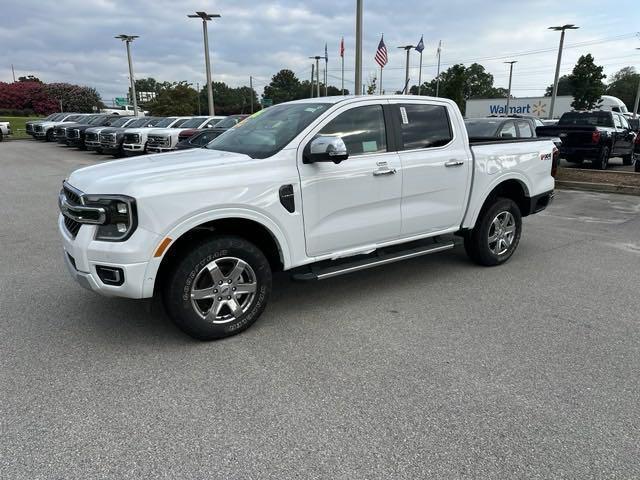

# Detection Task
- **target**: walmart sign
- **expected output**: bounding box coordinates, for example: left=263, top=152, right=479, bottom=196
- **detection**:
left=465, top=96, right=573, bottom=119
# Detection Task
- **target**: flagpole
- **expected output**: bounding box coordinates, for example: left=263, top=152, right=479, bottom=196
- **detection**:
left=379, top=66, right=383, bottom=95
left=341, top=55, right=345, bottom=95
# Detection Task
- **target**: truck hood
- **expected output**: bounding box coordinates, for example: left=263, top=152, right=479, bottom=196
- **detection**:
left=67, top=148, right=253, bottom=196
left=146, top=127, right=184, bottom=136
left=122, top=127, right=155, bottom=135
left=40, top=120, right=76, bottom=128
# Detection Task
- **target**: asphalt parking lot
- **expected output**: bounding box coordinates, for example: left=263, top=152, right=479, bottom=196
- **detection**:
left=2, top=140, right=639, bottom=479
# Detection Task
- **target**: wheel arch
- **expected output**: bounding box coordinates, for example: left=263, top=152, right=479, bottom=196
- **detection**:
left=149, top=213, right=289, bottom=297
left=464, top=176, right=531, bottom=229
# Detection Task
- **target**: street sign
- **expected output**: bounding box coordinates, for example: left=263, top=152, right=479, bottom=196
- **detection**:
left=115, top=97, right=128, bottom=107
left=261, top=98, right=273, bottom=107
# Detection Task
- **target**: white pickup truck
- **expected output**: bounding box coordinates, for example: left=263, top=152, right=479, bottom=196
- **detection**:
left=0, top=121, right=11, bottom=141
left=58, top=95, right=556, bottom=340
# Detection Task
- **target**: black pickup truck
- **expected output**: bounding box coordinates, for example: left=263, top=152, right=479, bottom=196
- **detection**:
left=536, top=111, right=636, bottom=170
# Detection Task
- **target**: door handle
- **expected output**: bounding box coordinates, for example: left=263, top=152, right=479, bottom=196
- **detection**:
left=373, top=167, right=397, bottom=176
left=444, top=160, right=464, bottom=167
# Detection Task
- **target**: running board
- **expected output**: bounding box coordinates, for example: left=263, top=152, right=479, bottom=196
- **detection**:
left=291, top=241, right=455, bottom=281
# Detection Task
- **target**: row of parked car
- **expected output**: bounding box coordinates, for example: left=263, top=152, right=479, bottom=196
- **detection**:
left=464, top=112, right=640, bottom=171
left=24, top=112, right=250, bottom=157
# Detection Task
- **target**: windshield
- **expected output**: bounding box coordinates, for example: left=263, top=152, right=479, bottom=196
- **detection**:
left=109, top=116, right=132, bottom=127
left=465, top=119, right=501, bottom=137
left=214, top=116, right=243, bottom=129
left=172, top=118, right=194, bottom=128
left=206, top=103, right=331, bottom=159
left=89, top=116, right=110, bottom=125
left=128, top=117, right=155, bottom=128
left=558, top=112, right=613, bottom=127
left=178, top=117, right=207, bottom=128
left=48, top=113, right=63, bottom=121
left=153, top=117, right=179, bottom=128
left=65, top=115, right=84, bottom=122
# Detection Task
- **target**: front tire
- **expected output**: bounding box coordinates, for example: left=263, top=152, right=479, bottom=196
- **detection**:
left=464, top=197, right=522, bottom=266
left=45, top=129, right=55, bottom=142
left=622, top=152, right=634, bottom=166
left=162, top=236, right=272, bottom=340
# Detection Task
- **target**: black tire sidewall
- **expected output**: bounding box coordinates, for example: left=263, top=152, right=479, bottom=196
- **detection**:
left=596, top=146, right=609, bottom=170
left=163, top=236, right=272, bottom=340
left=468, top=198, right=522, bottom=266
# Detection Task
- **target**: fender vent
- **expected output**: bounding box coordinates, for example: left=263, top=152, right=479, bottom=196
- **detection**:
left=279, top=185, right=295, bottom=213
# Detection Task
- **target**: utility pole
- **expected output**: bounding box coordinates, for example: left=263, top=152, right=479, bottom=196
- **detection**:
left=504, top=61, right=517, bottom=114
left=310, top=64, right=315, bottom=97
left=435, top=41, right=442, bottom=97
left=196, top=82, right=201, bottom=114
left=115, top=34, right=140, bottom=116
left=548, top=24, right=579, bottom=119
left=11, top=64, right=16, bottom=82
left=398, top=45, right=414, bottom=94
left=188, top=11, right=221, bottom=116
left=354, top=0, right=363, bottom=96
left=633, top=48, right=640, bottom=119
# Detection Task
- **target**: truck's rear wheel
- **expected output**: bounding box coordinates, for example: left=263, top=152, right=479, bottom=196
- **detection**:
left=594, top=146, right=610, bottom=170
left=622, top=153, right=634, bottom=166
left=162, top=235, right=272, bottom=340
left=464, top=197, right=522, bottom=266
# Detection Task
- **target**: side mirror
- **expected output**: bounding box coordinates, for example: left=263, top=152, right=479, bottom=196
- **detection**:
left=304, top=135, right=349, bottom=164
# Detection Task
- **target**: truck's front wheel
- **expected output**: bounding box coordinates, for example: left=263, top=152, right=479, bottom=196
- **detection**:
left=464, top=198, right=522, bottom=266
left=162, top=236, right=272, bottom=340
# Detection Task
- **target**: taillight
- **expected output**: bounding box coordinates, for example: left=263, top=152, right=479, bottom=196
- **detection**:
left=635, top=133, right=640, bottom=145
left=551, top=146, right=559, bottom=178
left=591, top=131, right=601, bottom=143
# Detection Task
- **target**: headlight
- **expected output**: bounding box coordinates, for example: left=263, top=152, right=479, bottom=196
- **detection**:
left=82, top=194, right=138, bottom=241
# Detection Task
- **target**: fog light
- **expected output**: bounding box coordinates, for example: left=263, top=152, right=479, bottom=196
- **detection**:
left=96, top=266, right=124, bottom=286
left=117, top=203, right=128, bottom=214
left=117, top=223, right=127, bottom=233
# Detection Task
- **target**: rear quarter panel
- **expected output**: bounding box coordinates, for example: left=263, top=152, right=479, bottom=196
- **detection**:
left=463, top=140, right=555, bottom=229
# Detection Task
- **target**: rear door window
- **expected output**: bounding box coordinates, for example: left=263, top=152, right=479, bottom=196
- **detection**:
left=397, top=104, right=452, bottom=149
left=516, top=120, right=533, bottom=138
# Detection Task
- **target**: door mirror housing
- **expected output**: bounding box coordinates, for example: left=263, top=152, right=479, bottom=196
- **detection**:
left=304, top=135, right=349, bottom=164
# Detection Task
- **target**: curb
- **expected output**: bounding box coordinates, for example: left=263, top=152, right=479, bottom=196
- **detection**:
left=556, top=180, right=640, bottom=196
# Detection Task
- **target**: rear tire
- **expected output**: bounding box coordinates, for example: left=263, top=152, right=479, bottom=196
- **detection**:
left=622, top=153, right=634, bottom=166
left=162, top=235, right=272, bottom=340
left=0, top=131, right=3, bottom=142
left=594, top=146, right=610, bottom=170
left=635, top=156, right=640, bottom=173
left=464, top=197, right=522, bottom=266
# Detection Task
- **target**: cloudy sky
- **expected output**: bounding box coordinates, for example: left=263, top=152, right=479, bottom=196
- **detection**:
left=1, top=0, right=638, bottom=104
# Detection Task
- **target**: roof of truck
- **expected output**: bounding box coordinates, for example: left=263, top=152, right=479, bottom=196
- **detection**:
left=286, top=94, right=456, bottom=105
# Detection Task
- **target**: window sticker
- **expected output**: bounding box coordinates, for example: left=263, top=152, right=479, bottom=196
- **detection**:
left=400, top=107, right=409, bottom=124
left=362, top=141, right=378, bottom=152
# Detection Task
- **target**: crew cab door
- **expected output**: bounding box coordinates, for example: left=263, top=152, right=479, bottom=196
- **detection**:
left=614, top=114, right=633, bottom=155
left=387, top=100, right=471, bottom=236
left=297, top=102, right=402, bottom=257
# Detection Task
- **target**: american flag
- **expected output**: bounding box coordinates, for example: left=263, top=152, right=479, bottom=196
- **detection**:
left=375, top=35, right=388, bottom=68
left=340, top=37, right=345, bottom=58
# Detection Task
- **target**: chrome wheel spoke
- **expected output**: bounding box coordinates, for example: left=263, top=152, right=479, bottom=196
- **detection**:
left=191, top=287, right=216, bottom=300
left=206, top=262, right=226, bottom=285
left=235, top=282, right=257, bottom=295
left=488, top=232, right=499, bottom=243
left=227, top=297, right=243, bottom=318
left=227, top=259, right=249, bottom=282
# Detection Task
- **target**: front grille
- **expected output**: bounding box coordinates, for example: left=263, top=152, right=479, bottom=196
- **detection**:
left=35, top=125, right=43, bottom=133
left=123, top=133, right=140, bottom=144
left=86, top=132, right=98, bottom=142
left=100, top=133, right=116, bottom=144
left=148, top=135, right=169, bottom=147
left=67, top=129, right=80, bottom=139
left=62, top=184, right=83, bottom=238
left=55, top=127, right=66, bottom=137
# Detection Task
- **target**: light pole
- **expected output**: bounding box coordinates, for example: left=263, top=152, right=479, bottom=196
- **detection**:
left=188, top=11, right=221, bottom=116
left=309, top=56, right=322, bottom=96
left=548, top=24, right=579, bottom=119
left=115, top=34, right=139, bottom=116
left=397, top=45, right=414, bottom=94
left=633, top=48, right=640, bottom=119
left=504, top=61, right=517, bottom=114
left=354, top=0, right=363, bottom=96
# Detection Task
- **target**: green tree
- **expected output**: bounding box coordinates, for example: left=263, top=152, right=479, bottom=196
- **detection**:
left=45, top=83, right=104, bottom=112
left=18, top=75, right=42, bottom=83
left=263, top=69, right=302, bottom=104
left=544, top=75, right=573, bottom=97
left=569, top=54, right=606, bottom=110
left=147, top=81, right=198, bottom=116
left=199, top=82, right=260, bottom=115
left=606, top=67, right=638, bottom=111
left=366, top=74, right=377, bottom=95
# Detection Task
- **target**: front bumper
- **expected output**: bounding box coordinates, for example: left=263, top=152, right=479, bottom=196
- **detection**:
left=147, top=146, right=176, bottom=153
left=59, top=214, right=161, bottom=299
left=85, top=140, right=101, bottom=149
left=123, top=143, right=146, bottom=154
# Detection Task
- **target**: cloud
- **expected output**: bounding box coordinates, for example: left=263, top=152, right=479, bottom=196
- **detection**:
left=1, top=0, right=638, bottom=103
